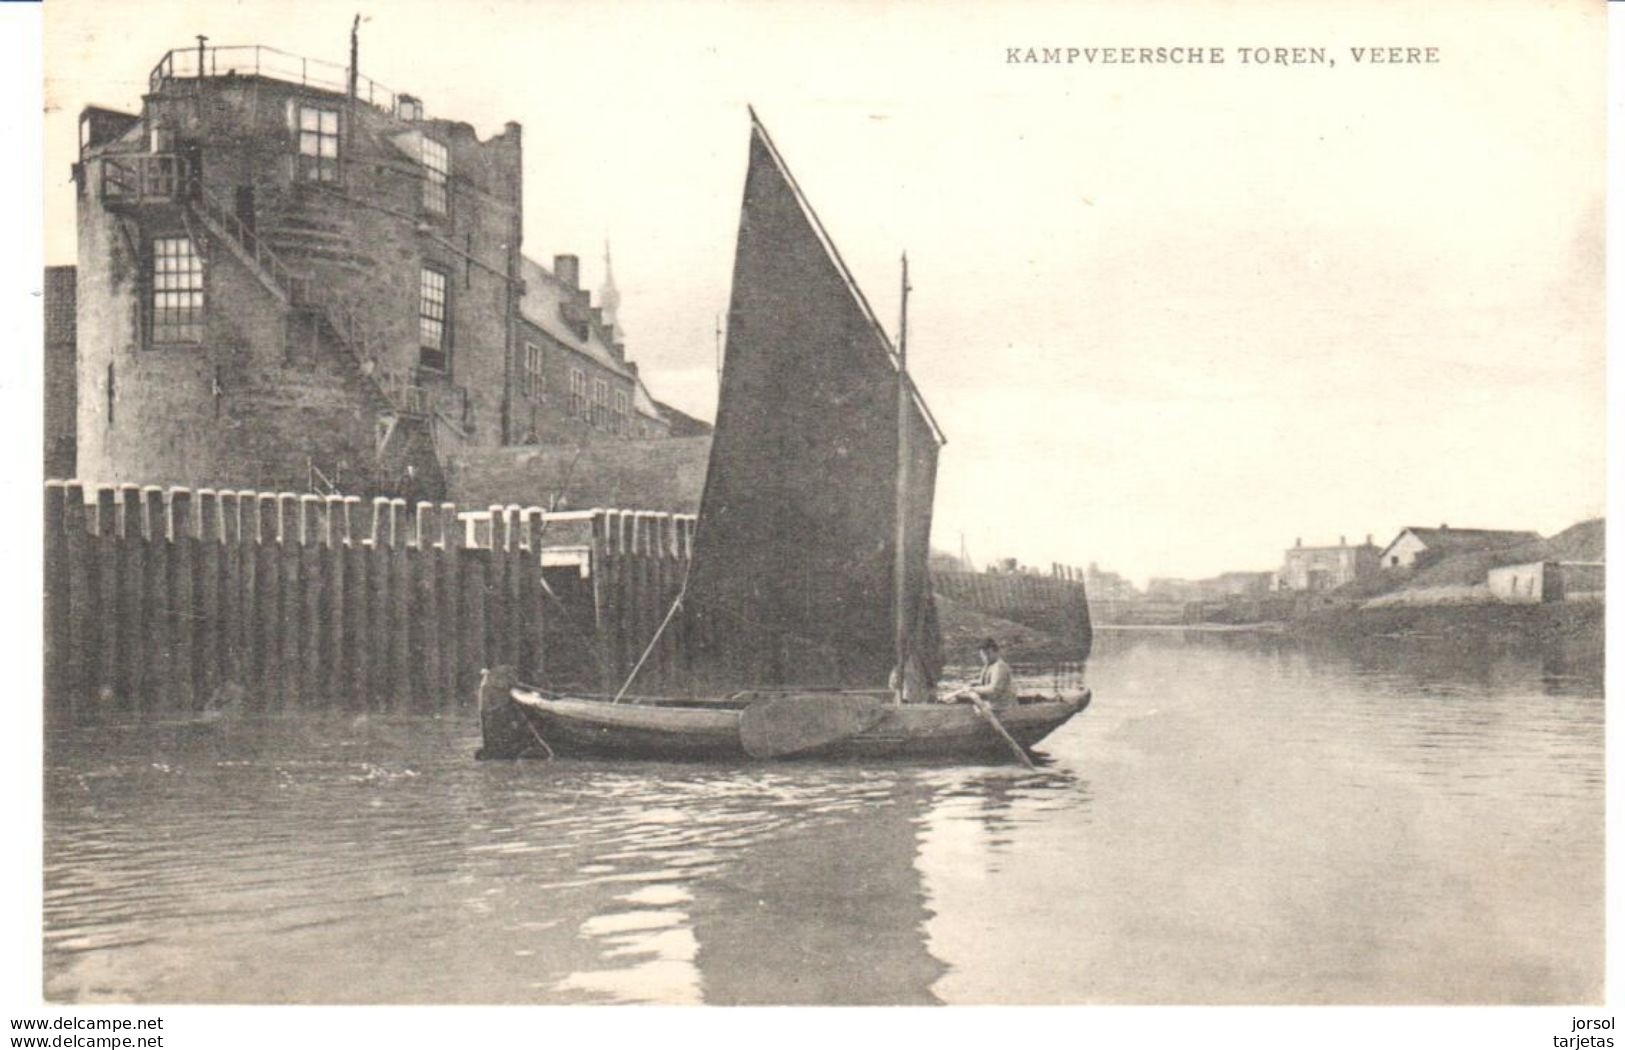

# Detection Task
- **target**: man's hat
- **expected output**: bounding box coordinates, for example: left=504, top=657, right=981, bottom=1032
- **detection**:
left=979, top=637, right=1000, bottom=651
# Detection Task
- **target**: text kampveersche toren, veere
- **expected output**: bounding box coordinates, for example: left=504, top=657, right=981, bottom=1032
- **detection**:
left=1005, top=46, right=1441, bottom=66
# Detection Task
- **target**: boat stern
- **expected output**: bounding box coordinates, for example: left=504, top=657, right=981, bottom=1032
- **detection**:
left=476, top=666, right=533, bottom=760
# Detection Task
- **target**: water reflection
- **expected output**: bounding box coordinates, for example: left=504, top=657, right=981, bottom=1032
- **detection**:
left=44, top=628, right=1602, bottom=1004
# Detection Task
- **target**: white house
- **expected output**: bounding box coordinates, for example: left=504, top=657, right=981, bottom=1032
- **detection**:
left=1378, top=525, right=1539, bottom=570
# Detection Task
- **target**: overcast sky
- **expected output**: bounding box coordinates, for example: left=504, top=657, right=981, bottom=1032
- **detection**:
left=43, top=0, right=1605, bottom=586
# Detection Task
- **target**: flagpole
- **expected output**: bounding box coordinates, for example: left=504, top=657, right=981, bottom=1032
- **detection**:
left=894, top=253, right=911, bottom=702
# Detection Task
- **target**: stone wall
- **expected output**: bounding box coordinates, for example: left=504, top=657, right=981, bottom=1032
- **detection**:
left=44, top=266, right=77, bottom=478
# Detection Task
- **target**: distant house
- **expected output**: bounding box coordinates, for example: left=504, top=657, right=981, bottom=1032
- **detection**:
left=1378, top=525, right=1540, bottom=570
left=1486, top=561, right=1604, bottom=603
left=1085, top=563, right=1138, bottom=601
left=1278, top=535, right=1380, bottom=592
left=1198, top=571, right=1274, bottom=599
left=1146, top=577, right=1203, bottom=603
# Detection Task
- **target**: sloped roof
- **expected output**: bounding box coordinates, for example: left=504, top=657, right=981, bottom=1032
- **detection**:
left=652, top=398, right=713, bottom=437
left=1389, top=526, right=1540, bottom=557
left=631, top=373, right=663, bottom=421
left=448, top=435, right=712, bottom=514
left=518, top=256, right=632, bottom=380
left=1404, top=522, right=1585, bottom=588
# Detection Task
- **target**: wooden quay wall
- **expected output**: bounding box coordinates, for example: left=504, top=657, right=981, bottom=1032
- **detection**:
left=43, top=479, right=700, bottom=723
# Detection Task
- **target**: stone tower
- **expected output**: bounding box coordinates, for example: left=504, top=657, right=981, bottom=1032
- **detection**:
left=71, top=42, right=524, bottom=499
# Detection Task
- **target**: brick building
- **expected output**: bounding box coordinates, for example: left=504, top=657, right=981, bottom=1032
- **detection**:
left=512, top=251, right=671, bottom=445
left=65, top=42, right=699, bottom=501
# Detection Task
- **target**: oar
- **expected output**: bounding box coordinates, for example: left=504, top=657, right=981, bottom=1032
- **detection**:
left=971, top=696, right=1037, bottom=770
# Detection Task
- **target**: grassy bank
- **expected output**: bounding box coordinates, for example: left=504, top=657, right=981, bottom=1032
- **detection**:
left=1291, top=597, right=1604, bottom=661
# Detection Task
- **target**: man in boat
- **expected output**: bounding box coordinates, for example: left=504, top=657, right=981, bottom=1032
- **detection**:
left=944, top=638, right=1016, bottom=709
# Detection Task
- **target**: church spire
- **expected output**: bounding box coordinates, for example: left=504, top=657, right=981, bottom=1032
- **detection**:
left=599, top=239, right=622, bottom=339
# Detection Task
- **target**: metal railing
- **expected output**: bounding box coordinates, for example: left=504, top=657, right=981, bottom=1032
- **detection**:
left=101, top=154, right=185, bottom=205
left=148, top=44, right=418, bottom=116
left=308, top=458, right=344, bottom=496
left=191, top=178, right=308, bottom=300
left=374, top=366, right=471, bottom=430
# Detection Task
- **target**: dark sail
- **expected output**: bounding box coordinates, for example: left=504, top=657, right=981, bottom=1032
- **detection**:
left=683, top=114, right=946, bottom=693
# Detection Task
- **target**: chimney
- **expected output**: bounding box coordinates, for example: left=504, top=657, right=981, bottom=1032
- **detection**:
left=1339, top=535, right=1346, bottom=546
left=554, top=254, right=579, bottom=289
left=1440, top=523, right=1449, bottom=531
left=1295, top=537, right=1302, bottom=548
left=1366, top=533, right=1372, bottom=545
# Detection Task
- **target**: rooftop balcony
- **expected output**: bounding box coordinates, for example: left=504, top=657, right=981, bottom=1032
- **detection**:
left=148, top=44, right=423, bottom=117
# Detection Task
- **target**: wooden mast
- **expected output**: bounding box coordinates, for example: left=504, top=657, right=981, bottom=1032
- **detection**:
left=894, top=253, right=911, bottom=701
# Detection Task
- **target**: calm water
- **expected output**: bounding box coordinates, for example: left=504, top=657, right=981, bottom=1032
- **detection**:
left=44, top=629, right=1604, bottom=1004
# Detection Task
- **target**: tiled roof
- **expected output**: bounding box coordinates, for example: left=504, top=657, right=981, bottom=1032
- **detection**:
left=1395, top=527, right=1540, bottom=553
left=631, top=374, right=663, bottom=420
left=518, top=255, right=632, bottom=379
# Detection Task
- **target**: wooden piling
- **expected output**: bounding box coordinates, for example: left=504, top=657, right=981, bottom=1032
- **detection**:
left=218, top=490, right=243, bottom=698
left=196, top=490, right=222, bottom=708
left=321, top=495, right=347, bottom=706
left=365, top=498, right=390, bottom=711
left=62, top=483, right=94, bottom=720
left=437, top=504, right=461, bottom=706
left=138, top=488, right=168, bottom=714
left=462, top=537, right=487, bottom=704
left=504, top=505, right=523, bottom=673
left=387, top=500, right=411, bottom=711
left=298, top=495, right=323, bottom=708
left=43, top=481, right=68, bottom=722
left=232, top=491, right=257, bottom=707
left=486, top=505, right=508, bottom=676
left=415, top=502, right=440, bottom=711
left=250, top=494, right=278, bottom=711
left=167, top=488, right=197, bottom=711
left=273, top=494, right=301, bottom=710
left=523, top=508, right=547, bottom=686
left=91, top=486, right=121, bottom=712
left=342, top=496, right=368, bottom=711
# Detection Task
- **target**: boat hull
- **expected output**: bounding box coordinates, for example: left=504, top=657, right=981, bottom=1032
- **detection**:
left=482, top=684, right=1089, bottom=763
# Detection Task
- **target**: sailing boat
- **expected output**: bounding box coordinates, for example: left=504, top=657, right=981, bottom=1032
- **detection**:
left=477, top=111, right=1089, bottom=762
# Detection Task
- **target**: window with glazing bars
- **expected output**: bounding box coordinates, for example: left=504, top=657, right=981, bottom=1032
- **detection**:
left=422, top=138, right=448, bottom=214
left=614, top=390, right=629, bottom=435
left=524, top=342, right=544, bottom=398
left=419, top=267, right=448, bottom=369
left=591, top=379, right=609, bottom=428
left=298, top=105, right=340, bottom=182
left=569, top=369, right=586, bottom=419
left=151, top=237, right=204, bottom=344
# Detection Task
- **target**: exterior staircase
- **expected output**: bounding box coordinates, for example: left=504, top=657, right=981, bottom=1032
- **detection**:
left=185, top=177, right=472, bottom=436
